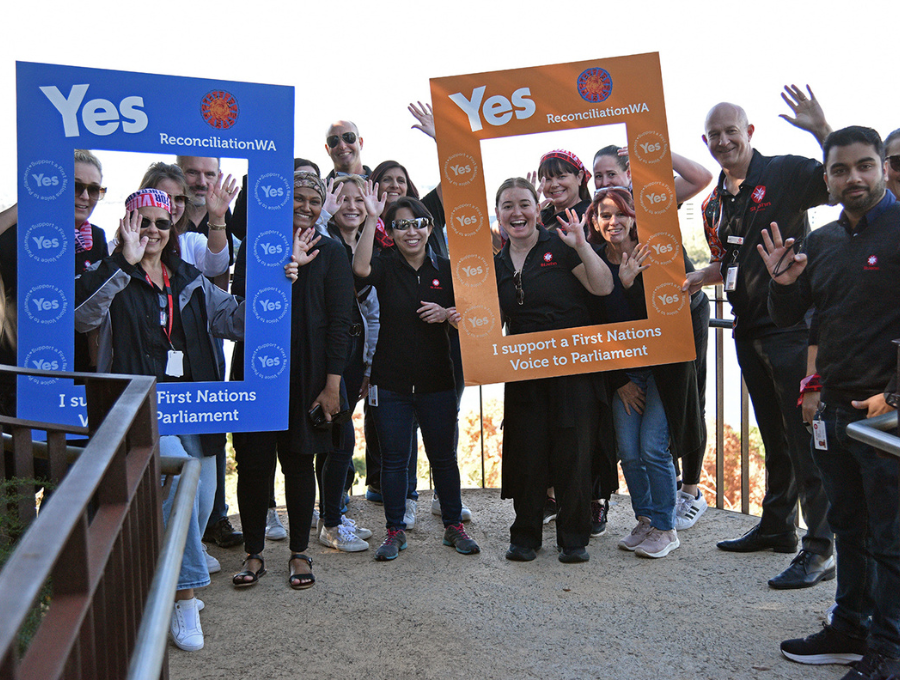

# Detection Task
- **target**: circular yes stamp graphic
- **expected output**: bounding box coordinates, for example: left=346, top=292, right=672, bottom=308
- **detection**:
left=254, top=173, right=291, bottom=211
left=25, top=345, right=67, bottom=384
left=253, top=230, right=291, bottom=267
left=461, top=305, right=496, bottom=338
left=444, top=153, right=478, bottom=187
left=448, top=204, right=483, bottom=237
left=251, top=343, right=287, bottom=380
left=24, top=284, right=68, bottom=325
left=455, top=254, right=489, bottom=288
left=24, top=223, right=68, bottom=263
left=644, top=232, right=680, bottom=265
left=639, top=182, right=674, bottom=215
left=252, top=287, right=289, bottom=324
left=23, top=160, right=68, bottom=201
left=632, top=131, right=668, bottom=164
left=650, top=282, right=686, bottom=317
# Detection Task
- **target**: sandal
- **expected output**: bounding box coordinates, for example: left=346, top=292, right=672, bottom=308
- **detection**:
left=232, top=553, right=266, bottom=588
left=288, top=553, right=315, bottom=590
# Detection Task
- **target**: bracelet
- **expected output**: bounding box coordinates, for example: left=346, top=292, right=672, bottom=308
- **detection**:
left=797, top=373, right=822, bottom=407
left=208, top=221, right=226, bottom=231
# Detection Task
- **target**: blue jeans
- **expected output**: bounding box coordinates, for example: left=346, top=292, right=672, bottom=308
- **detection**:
left=372, top=388, right=461, bottom=529
left=160, top=434, right=217, bottom=590
left=812, top=401, right=900, bottom=657
left=613, top=370, right=676, bottom=531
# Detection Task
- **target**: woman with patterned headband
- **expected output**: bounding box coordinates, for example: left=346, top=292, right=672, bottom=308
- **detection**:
left=231, top=171, right=356, bottom=590
left=74, top=187, right=293, bottom=652
left=536, top=148, right=593, bottom=231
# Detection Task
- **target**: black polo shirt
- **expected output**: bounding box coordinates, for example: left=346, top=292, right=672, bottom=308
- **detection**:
left=702, top=149, right=828, bottom=339
left=356, top=247, right=455, bottom=394
left=495, top=226, right=594, bottom=335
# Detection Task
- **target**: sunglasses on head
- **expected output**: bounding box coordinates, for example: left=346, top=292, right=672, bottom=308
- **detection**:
left=391, top=217, right=432, bottom=231
left=888, top=155, right=900, bottom=172
left=140, top=218, right=172, bottom=230
left=326, top=131, right=357, bottom=148
left=75, top=182, right=106, bottom=200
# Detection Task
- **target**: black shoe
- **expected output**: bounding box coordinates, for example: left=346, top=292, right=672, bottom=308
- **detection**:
left=505, top=544, right=537, bottom=562
left=781, top=623, right=866, bottom=665
left=558, top=546, right=589, bottom=563
left=717, top=524, right=798, bottom=553
left=203, top=517, right=244, bottom=548
left=840, top=650, right=900, bottom=679
left=542, top=497, right=558, bottom=525
left=590, top=499, right=609, bottom=537
left=768, top=550, right=836, bottom=589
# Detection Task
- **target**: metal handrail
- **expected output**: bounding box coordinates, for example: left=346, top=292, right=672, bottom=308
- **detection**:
left=128, top=457, right=200, bottom=680
left=846, top=411, right=900, bottom=459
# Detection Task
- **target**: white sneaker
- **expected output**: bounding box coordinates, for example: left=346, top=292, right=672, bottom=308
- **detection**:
left=674, top=490, right=708, bottom=531
left=404, top=499, right=417, bottom=530
left=311, top=508, right=319, bottom=528
left=171, top=598, right=203, bottom=651
left=266, top=508, right=287, bottom=540
left=430, top=493, right=473, bottom=522
left=201, top=543, right=221, bottom=574
left=319, top=523, right=369, bottom=552
left=341, top=516, right=373, bottom=540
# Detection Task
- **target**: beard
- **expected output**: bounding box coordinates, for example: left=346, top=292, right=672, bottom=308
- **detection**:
left=836, top=176, right=886, bottom=214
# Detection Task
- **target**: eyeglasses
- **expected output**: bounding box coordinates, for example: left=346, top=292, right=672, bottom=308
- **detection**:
left=140, top=218, right=172, bottom=231
left=326, top=131, right=357, bottom=148
left=513, top=270, right=524, bottom=306
left=75, top=182, right=107, bottom=200
left=391, top=217, right=432, bottom=231
left=887, top=155, right=900, bottom=172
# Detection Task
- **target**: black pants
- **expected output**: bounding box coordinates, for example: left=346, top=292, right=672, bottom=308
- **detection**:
left=234, top=430, right=316, bottom=555
left=678, top=291, right=710, bottom=485
left=735, top=330, right=832, bottom=556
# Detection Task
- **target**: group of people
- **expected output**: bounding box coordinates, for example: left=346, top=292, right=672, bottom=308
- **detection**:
left=3, top=85, right=900, bottom=680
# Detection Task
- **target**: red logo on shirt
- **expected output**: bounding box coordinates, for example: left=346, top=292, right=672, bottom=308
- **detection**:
left=752, top=186, right=766, bottom=203
left=543, top=253, right=553, bottom=262
left=864, top=255, right=880, bottom=271
left=432, top=279, right=440, bottom=287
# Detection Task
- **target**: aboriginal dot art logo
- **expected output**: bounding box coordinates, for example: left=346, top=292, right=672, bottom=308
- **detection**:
left=201, top=90, right=239, bottom=129
left=577, top=68, right=613, bottom=103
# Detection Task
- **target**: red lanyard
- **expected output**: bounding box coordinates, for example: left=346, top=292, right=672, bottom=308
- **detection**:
left=146, top=267, right=174, bottom=343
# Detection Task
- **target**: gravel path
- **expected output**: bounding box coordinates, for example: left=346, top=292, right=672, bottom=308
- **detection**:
left=171, top=490, right=845, bottom=680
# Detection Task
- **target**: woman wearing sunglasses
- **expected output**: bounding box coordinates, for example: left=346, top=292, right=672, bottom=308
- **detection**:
left=74, top=188, right=288, bottom=651
left=353, top=187, right=478, bottom=561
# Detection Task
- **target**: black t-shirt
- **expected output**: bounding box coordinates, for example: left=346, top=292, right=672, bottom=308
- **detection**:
left=540, top=198, right=592, bottom=232
left=495, top=226, right=594, bottom=335
left=356, top=248, right=455, bottom=394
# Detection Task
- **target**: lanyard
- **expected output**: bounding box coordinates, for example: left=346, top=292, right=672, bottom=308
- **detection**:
left=146, top=267, right=174, bottom=344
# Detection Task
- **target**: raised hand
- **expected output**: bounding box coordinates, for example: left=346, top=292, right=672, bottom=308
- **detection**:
left=779, top=84, right=831, bottom=142
left=555, top=208, right=588, bottom=248
left=408, top=101, right=435, bottom=139
left=362, top=180, right=386, bottom=218
left=119, top=210, right=148, bottom=264
left=290, top=226, right=321, bottom=271
left=323, top=177, right=344, bottom=216
left=207, top=172, right=239, bottom=222
left=758, top=221, right=807, bottom=285
left=619, top=243, right=650, bottom=289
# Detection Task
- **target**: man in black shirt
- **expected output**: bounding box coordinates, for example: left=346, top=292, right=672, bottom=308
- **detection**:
left=683, top=88, right=833, bottom=589
left=761, top=125, right=900, bottom=680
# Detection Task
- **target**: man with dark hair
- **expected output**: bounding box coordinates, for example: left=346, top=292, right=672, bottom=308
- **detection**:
left=760, top=125, right=900, bottom=680
left=683, top=87, right=834, bottom=589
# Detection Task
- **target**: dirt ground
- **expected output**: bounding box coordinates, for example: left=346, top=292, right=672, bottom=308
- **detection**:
left=170, top=490, right=846, bottom=680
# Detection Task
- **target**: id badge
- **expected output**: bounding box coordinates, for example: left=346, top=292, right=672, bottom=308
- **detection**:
left=165, top=350, right=184, bottom=377
left=725, top=264, right=739, bottom=292
left=367, top=383, right=378, bottom=407
left=812, top=411, right=828, bottom=450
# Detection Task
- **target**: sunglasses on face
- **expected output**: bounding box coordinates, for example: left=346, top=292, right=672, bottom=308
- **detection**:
left=326, top=131, right=357, bottom=148
left=888, top=155, right=900, bottom=172
left=390, top=217, right=432, bottom=231
left=140, top=218, right=172, bottom=231
left=75, top=182, right=106, bottom=200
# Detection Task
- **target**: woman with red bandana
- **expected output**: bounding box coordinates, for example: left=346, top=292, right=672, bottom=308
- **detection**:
left=536, top=149, right=593, bottom=230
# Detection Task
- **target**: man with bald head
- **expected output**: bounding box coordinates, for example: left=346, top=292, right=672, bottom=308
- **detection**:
left=325, top=120, right=371, bottom=179
left=683, top=86, right=834, bottom=590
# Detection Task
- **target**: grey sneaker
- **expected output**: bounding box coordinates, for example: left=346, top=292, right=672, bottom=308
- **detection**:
left=404, top=499, right=417, bottom=530
left=635, top=527, right=680, bottom=558
left=674, top=490, right=708, bottom=531
left=443, top=523, right=480, bottom=554
left=265, top=508, right=287, bottom=540
left=375, top=528, right=407, bottom=561
left=431, top=493, right=473, bottom=522
left=318, top=523, right=369, bottom=552
left=618, top=517, right=652, bottom=551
